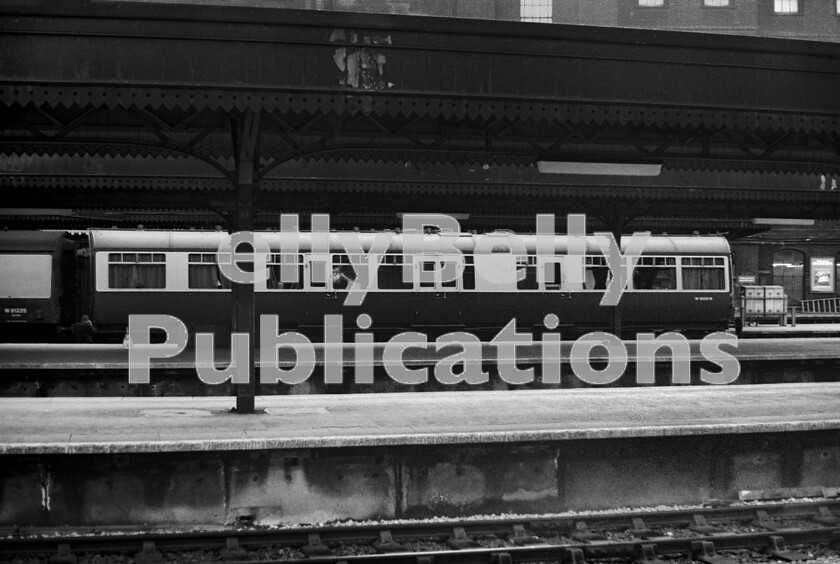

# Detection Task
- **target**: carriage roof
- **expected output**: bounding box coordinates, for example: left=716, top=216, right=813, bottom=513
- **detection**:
left=87, top=229, right=730, bottom=256
left=0, top=231, right=76, bottom=252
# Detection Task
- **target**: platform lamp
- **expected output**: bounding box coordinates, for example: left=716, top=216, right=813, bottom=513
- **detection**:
left=752, top=218, right=816, bottom=226
left=536, top=161, right=662, bottom=176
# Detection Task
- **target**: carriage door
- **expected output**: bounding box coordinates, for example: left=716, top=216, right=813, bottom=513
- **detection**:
left=540, top=258, right=565, bottom=294
left=773, top=249, right=805, bottom=304
left=418, top=254, right=459, bottom=297
left=306, top=254, right=330, bottom=295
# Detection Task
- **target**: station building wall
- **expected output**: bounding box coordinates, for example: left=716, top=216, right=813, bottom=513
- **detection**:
left=730, top=224, right=840, bottom=304
left=321, top=0, right=840, bottom=42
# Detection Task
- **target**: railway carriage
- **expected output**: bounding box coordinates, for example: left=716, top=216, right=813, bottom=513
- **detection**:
left=83, top=229, right=732, bottom=340
left=0, top=229, right=733, bottom=341
left=0, top=231, right=79, bottom=340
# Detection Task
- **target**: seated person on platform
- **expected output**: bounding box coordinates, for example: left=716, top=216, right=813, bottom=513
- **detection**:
left=71, top=315, right=97, bottom=343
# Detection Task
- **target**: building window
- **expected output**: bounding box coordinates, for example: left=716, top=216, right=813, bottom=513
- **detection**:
left=703, top=0, right=729, bottom=6
left=638, top=0, right=666, bottom=6
left=520, top=0, right=552, bottom=22
left=774, top=0, right=799, bottom=13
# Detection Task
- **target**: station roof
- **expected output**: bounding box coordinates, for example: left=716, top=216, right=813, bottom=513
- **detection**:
left=1, top=1, right=838, bottom=233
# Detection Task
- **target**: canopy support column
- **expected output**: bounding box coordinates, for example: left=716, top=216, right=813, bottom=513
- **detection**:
left=231, top=110, right=260, bottom=414
left=609, top=216, right=626, bottom=338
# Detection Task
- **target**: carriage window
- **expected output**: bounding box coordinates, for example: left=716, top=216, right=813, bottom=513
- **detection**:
left=543, top=261, right=563, bottom=290
left=420, top=259, right=436, bottom=288
left=309, top=259, right=328, bottom=288
left=188, top=253, right=230, bottom=289
left=463, top=255, right=475, bottom=290
left=377, top=253, right=413, bottom=290
left=584, top=256, right=611, bottom=290
left=108, top=252, right=166, bottom=289
left=681, top=257, right=726, bottom=290
left=441, top=259, right=459, bottom=289
left=267, top=254, right=304, bottom=290
left=331, top=254, right=357, bottom=290
left=632, top=257, right=676, bottom=290
left=517, top=255, right=539, bottom=290
left=0, top=254, right=52, bottom=298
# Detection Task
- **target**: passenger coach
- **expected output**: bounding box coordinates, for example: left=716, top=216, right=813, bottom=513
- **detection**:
left=84, top=229, right=732, bottom=340
left=0, top=230, right=79, bottom=340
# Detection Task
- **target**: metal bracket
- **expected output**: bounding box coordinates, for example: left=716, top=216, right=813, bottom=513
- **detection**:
left=752, top=509, right=786, bottom=531
left=630, top=517, right=656, bottom=539
left=821, top=487, right=839, bottom=498
left=48, top=543, right=77, bottom=564
left=570, top=521, right=606, bottom=542
left=301, top=532, right=333, bottom=556
left=690, top=514, right=726, bottom=535
left=813, top=506, right=840, bottom=525
left=447, top=527, right=480, bottom=549
left=690, top=540, right=741, bottom=564
left=634, top=543, right=667, bottom=564
left=566, top=547, right=586, bottom=564
left=765, top=535, right=812, bottom=562
left=220, top=537, right=249, bottom=561
left=373, top=530, right=406, bottom=553
left=510, top=523, right=541, bottom=545
left=490, top=553, right=513, bottom=564
left=134, top=540, right=165, bottom=564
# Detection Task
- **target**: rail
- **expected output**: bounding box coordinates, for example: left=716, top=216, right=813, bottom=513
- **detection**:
left=3, top=499, right=840, bottom=563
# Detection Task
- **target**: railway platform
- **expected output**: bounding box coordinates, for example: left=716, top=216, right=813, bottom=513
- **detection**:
left=2, top=384, right=839, bottom=527
left=1, top=337, right=839, bottom=396
left=740, top=323, right=840, bottom=338
left=4, top=335, right=839, bottom=370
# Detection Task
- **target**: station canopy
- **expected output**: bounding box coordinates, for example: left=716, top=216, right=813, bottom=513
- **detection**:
left=1, top=1, right=839, bottom=235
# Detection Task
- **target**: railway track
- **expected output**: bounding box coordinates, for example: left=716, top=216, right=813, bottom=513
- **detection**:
left=3, top=499, right=840, bottom=563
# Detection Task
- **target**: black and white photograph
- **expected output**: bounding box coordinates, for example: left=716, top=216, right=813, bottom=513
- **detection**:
left=1, top=1, right=840, bottom=562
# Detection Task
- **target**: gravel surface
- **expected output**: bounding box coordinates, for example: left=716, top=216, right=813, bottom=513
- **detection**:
left=4, top=498, right=840, bottom=563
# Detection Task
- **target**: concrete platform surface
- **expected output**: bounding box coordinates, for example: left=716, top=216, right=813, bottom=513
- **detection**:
left=741, top=323, right=840, bottom=337
left=1, top=383, right=839, bottom=455
left=1, top=336, right=840, bottom=370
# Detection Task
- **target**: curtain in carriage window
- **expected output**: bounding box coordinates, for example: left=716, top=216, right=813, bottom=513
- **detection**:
left=108, top=253, right=166, bottom=289
left=681, top=257, right=726, bottom=290
left=188, top=253, right=229, bottom=289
